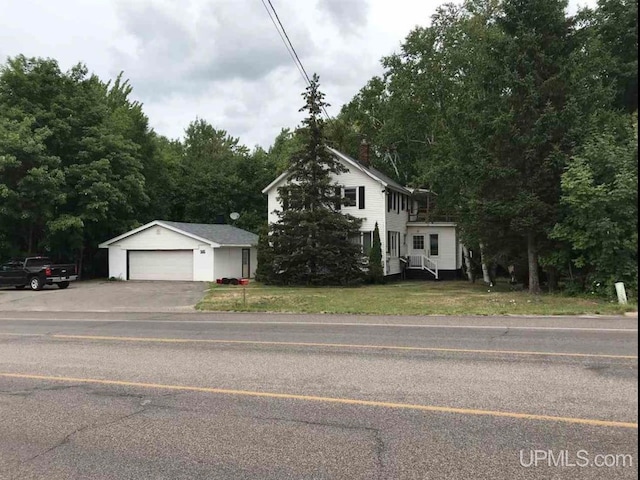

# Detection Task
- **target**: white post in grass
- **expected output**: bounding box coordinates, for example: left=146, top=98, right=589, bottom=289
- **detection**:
left=615, top=282, right=628, bottom=305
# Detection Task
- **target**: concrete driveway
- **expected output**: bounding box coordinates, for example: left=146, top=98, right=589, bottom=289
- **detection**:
left=0, top=280, right=209, bottom=312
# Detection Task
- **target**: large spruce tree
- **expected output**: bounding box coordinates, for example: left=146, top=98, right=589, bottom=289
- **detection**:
left=263, top=74, right=364, bottom=285
left=487, top=0, right=575, bottom=294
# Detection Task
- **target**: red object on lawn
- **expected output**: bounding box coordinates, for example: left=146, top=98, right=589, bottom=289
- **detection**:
left=239, top=279, right=249, bottom=285
left=216, top=278, right=222, bottom=284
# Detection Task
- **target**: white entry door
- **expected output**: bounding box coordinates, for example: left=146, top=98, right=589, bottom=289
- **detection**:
left=410, top=235, right=426, bottom=256
left=129, top=250, right=194, bottom=281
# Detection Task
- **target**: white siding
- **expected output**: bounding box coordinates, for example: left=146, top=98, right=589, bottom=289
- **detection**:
left=107, top=246, right=127, bottom=280
left=332, top=166, right=386, bottom=232
left=116, top=225, right=203, bottom=250
left=406, top=224, right=458, bottom=271
left=214, top=247, right=244, bottom=279
left=250, top=248, right=258, bottom=278
left=264, top=153, right=460, bottom=278
left=267, top=178, right=286, bottom=227
left=107, top=226, right=215, bottom=281
left=194, top=245, right=215, bottom=281
left=266, top=159, right=386, bottom=233
left=384, top=191, right=411, bottom=275
left=266, top=157, right=389, bottom=273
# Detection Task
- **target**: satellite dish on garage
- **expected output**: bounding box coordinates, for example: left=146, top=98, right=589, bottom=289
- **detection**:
left=230, top=212, right=240, bottom=220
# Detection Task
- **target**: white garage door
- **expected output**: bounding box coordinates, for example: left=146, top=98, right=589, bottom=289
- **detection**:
left=129, top=250, right=194, bottom=281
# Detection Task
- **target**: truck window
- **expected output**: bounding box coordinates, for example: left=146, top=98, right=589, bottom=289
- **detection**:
left=25, top=258, right=51, bottom=268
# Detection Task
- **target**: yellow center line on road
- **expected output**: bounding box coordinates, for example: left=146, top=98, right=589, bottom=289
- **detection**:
left=0, top=372, right=636, bottom=430
left=0, top=332, right=637, bottom=360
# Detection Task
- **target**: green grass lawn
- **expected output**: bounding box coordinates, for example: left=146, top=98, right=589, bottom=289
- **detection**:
left=197, top=280, right=637, bottom=316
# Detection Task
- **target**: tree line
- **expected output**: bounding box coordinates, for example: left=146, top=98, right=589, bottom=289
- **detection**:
left=330, top=0, right=637, bottom=296
left=1, top=0, right=636, bottom=297
left=0, top=55, right=281, bottom=276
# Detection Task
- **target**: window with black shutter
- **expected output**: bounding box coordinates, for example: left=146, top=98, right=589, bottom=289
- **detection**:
left=344, top=188, right=357, bottom=207
left=334, top=187, right=342, bottom=210
left=358, top=186, right=365, bottom=209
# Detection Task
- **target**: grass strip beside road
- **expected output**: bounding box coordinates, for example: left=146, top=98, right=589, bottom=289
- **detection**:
left=197, top=280, right=637, bottom=316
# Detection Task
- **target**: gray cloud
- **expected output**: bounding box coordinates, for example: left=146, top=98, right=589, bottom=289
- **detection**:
left=318, top=0, right=370, bottom=31
left=113, top=0, right=315, bottom=100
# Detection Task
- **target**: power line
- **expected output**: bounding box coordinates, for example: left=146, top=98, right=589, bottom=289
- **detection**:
left=259, top=0, right=308, bottom=88
left=261, top=0, right=331, bottom=121
left=266, top=0, right=311, bottom=85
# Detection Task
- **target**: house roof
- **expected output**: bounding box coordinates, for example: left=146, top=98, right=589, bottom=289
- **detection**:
left=99, top=220, right=258, bottom=248
left=328, top=147, right=411, bottom=194
left=261, top=146, right=411, bottom=194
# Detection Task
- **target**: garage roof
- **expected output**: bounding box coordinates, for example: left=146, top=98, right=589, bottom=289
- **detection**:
left=161, top=221, right=258, bottom=246
left=99, top=220, right=258, bottom=248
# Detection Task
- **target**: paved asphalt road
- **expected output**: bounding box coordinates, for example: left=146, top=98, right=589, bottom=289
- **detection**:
left=0, top=312, right=637, bottom=479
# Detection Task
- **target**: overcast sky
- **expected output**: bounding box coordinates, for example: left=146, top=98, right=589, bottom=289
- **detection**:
left=0, top=0, right=596, bottom=150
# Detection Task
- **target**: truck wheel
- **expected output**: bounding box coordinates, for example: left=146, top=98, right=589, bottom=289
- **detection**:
left=57, top=281, right=70, bottom=289
left=15, top=285, right=26, bottom=290
left=29, top=276, right=44, bottom=291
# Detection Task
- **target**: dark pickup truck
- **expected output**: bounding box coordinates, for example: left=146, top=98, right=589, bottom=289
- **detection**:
left=0, top=257, right=78, bottom=291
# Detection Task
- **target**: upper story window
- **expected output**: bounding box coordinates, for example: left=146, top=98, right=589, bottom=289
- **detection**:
left=344, top=188, right=357, bottom=207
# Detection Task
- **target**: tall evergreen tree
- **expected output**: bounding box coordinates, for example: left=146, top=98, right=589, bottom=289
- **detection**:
left=263, top=75, right=364, bottom=285
left=368, top=222, right=384, bottom=284
left=487, top=0, right=575, bottom=294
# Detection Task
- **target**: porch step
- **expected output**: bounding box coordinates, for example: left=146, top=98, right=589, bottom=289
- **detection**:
left=405, top=269, right=439, bottom=280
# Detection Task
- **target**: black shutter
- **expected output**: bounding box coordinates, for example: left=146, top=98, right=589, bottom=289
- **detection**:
left=358, top=186, right=365, bottom=209
left=387, top=191, right=392, bottom=211
left=335, top=187, right=342, bottom=210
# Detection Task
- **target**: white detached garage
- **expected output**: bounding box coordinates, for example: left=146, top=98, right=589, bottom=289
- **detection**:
left=99, top=220, right=258, bottom=282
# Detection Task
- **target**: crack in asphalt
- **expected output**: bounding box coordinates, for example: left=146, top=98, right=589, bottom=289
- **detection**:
left=0, top=384, right=82, bottom=397
left=12, top=408, right=147, bottom=478
left=488, top=327, right=510, bottom=342
left=247, top=414, right=387, bottom=478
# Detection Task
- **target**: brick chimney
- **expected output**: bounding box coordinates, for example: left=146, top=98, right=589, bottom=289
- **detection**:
left=359, top=139, right=370, bottom=167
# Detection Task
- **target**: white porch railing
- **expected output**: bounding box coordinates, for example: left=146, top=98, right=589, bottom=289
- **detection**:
left=408, top=255, right=438, bottom=279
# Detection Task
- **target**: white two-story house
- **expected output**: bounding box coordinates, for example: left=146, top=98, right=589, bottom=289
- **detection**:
left=262, top=144, right=462, bottom=280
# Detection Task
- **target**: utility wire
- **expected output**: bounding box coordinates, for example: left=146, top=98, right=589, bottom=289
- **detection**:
left=261, top=0, right=332, bottom=121
left=267, top=0, right=311, bottom=85
left=260, top=0, right=308, bottom=89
